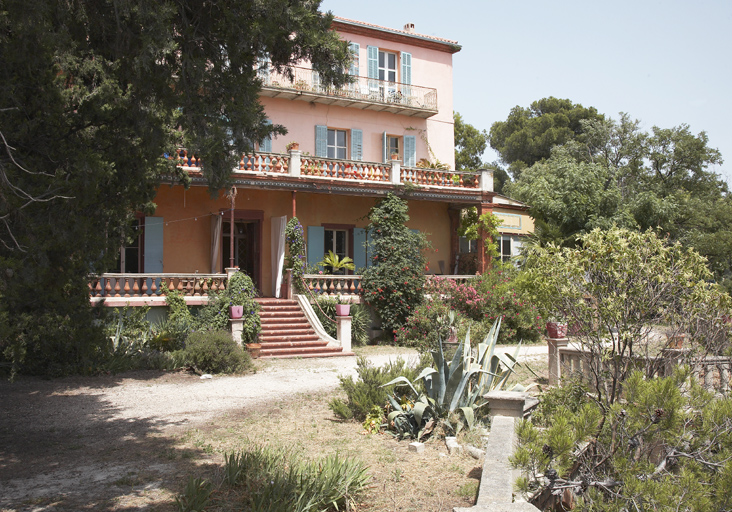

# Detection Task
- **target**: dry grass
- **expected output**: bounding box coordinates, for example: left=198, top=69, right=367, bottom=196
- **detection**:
left=171, top=389, right=483, bottom=511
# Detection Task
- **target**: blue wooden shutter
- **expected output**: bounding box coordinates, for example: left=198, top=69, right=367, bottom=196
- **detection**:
left=261, top=119, right=272, bottom=153
left=353, top=228, right=367, bottom=270
left=349, top=42, right=360, bottom=75
left=382, top=131, right=388, bottom=163
left=367, top=46, right=378, bottom=79
left=404, top=135, right=416, bottom=167
left=351, top=129, right=363, bottom=161
left=315, top=125, right=328, bottom=157
left=307, top=226, right=325, bottom=267
left=401, top=52, right=412, bottom=84
left=144, top=217, right=164, bottom=272
left=401, top=52, right=412, bottom=99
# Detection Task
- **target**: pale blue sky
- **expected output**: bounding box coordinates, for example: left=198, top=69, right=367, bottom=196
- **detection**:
left=321, top=0, right=732, bottom=183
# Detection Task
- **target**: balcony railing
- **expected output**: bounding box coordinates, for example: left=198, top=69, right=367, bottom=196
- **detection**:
left=259, top=66, right=438, bottom=118
left=171, top=149, right=484, bottom=191
left=89, top=273, right=227, bottom=299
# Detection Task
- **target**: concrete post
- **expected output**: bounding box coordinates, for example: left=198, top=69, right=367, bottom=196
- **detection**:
left=390, top=159, right=401, bottom=184
left=336, top=315, right=352, bottom=352
left=546, top=337, right=569, bottom=386
left=480, top=168, right=494, bottom=192
left=289, top=149, right=301, bottom=177
left=225, top=267, right=238, bottom=280
left=230, top=318, right=244, bottom=346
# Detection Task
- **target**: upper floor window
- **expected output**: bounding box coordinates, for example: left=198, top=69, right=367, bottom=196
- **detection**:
left=378, top=51, right=397, bottom=83
left=327, top=129, right=347, bottom=159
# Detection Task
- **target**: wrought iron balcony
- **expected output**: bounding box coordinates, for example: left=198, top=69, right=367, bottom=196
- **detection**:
left=259, top=66, right=438, bottom=118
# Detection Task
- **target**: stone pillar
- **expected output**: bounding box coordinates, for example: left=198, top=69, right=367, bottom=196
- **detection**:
left=230, top=318, right=244, bottom=346
left=485, top=390, right=529, bottom=419
left=289, top=149, right=301, bottom=177
left=547, top=336, right=569, bottom=386
left=390, top=159, right=401, bottom=184
left=337, top=315, right=352, bottom=352
left=480, top=168, right=494, bottom=192
left=285, top=268, right=293, bottom=299
left=225, top=267, right=238, bottom=279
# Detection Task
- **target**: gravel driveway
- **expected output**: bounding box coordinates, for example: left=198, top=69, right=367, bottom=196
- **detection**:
left=0, top=345, right=546, bottom=511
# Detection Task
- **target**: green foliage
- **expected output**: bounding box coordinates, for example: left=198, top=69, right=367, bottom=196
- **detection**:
left=454, top=112, right=489, bottom=171
left=181, top=330, right=252, bottom=374
left=175, top=477, right=211, bottom=512
left=489, top=97, right=604, bottom=178
left=0, top=0, right=350, bottom=377
left=285, top=217, right=306, bottom=293
left=360, top=193, right=430, bottom=337
left=221, top=272, right=261, bottom=343
left=422, top=270, right=544, bottom=345
left=458, top=210, right=501, bottom=260
left=318, top=250, right=355, bottom=274
left=329, top=355, right=428, bottom=422
left=222, top=444, right=368, bottom=512
left=520, top=227, right=731, bottom=407
left=395, top=301, right=457, bottom=351
left=312, top=296, right=369, bottom=347
left=513, top=371, right=732, bottom=511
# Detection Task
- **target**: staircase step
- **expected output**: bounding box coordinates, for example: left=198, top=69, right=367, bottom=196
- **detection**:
left=260, top=310, right=304, bottom=318
left=260, top=334, right=321, bottom=343
left=260, top=328, right=315, bottom=337
left=260, top=340, right=328, bottom=349
left=260, top=346, right=348, bottom=358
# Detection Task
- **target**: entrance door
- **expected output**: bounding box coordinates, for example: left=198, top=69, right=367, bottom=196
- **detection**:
left=222, top=220, right=261, bottom=292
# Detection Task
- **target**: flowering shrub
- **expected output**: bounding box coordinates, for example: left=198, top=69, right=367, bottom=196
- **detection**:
left=424, top=266, right=543, bottom=344
left=394, top=301, right=457, bottom=351
left=285, top=217, right=306, bottom=293
left=360, top=194, right=429, bottom=337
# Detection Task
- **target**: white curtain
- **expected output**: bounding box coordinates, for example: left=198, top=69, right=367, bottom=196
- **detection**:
left=211, top=214, right=222, bottom=273
left=271, top=216, right=287, bottom=298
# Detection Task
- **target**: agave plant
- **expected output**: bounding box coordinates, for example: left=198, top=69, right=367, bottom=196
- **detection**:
left=382, top=318, right=533, bottom=437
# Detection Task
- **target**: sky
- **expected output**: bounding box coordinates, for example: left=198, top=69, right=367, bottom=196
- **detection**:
left=320, top=0, right=732, bottom=184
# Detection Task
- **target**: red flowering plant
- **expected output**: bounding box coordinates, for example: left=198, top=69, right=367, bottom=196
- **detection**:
left=425, top=265, right=544, bottom=345
left=394, top=301, right=458, bottom=351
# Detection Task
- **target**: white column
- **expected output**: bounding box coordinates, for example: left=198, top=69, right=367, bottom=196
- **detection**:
left=390, top=159, right=401, bottom=184
left=480, top=168, right=494, bottom=192
left=336, top=315, right=352, bottom=353
left=289, top=149, right=301, bottom=177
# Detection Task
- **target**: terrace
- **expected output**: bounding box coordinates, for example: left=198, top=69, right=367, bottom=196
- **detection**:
left=259, top=65, right=438, bottom=118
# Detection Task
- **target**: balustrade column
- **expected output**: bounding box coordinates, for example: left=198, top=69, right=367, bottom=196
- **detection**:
left=480, top=168, right=494, bottom=192
left=289, top=149, right=301, bottom=177
left=390, top=159, right=401, bottom=185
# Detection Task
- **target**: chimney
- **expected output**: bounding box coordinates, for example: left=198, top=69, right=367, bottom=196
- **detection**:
left=403, top=23, right=415, bottom=33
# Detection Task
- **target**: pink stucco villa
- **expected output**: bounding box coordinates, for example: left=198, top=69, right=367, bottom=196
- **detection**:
left=90, top=16, right=532, bottom=355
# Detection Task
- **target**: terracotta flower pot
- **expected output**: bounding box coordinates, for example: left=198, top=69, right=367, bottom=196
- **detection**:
left=546, top=321, right=568, bottom=339
left=247, top=343, right=262, bottom=359
left=229, top=305, right=244, bottom=319
left=335, top=304, right=351, bottom=316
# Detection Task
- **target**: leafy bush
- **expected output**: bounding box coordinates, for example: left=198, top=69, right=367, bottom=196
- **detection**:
left=329, top=355, right=428, bottom=421
left=220, top=271, right=260, bottom=343
left=425, top=267, right=544, bottom=344
left=312, top=296, right=369, bottom=346
left=394, top=301, right=457, bottom=351
left=360, top=193, right=429, bottom=338
left=181, top=330, right=252, bottom=374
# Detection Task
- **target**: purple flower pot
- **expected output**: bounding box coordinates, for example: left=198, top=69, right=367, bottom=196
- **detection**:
left=229, top=306, right=244, bottom=319
left=335, top=304, right=351, bottom=316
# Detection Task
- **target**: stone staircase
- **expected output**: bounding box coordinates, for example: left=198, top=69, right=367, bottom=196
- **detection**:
left=255, top=298, right=348, bottom=358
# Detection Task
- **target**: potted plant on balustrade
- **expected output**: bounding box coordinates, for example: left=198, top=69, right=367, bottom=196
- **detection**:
left=335, top=295, right=351, bottom=317
left=318, top=250, right=355, bottom=276
left=545, top=315, right=568, bottom=339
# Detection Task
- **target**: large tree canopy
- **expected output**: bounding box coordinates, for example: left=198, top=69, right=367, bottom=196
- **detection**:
left=506, top=107, right=730, bottom=290
left=0, top=0, right=350, bottom=375
left=489, top=97, right=604, bottom=178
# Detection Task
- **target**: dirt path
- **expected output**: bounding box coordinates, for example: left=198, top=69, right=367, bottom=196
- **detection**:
left=0, top=345, right=545, bottom=511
